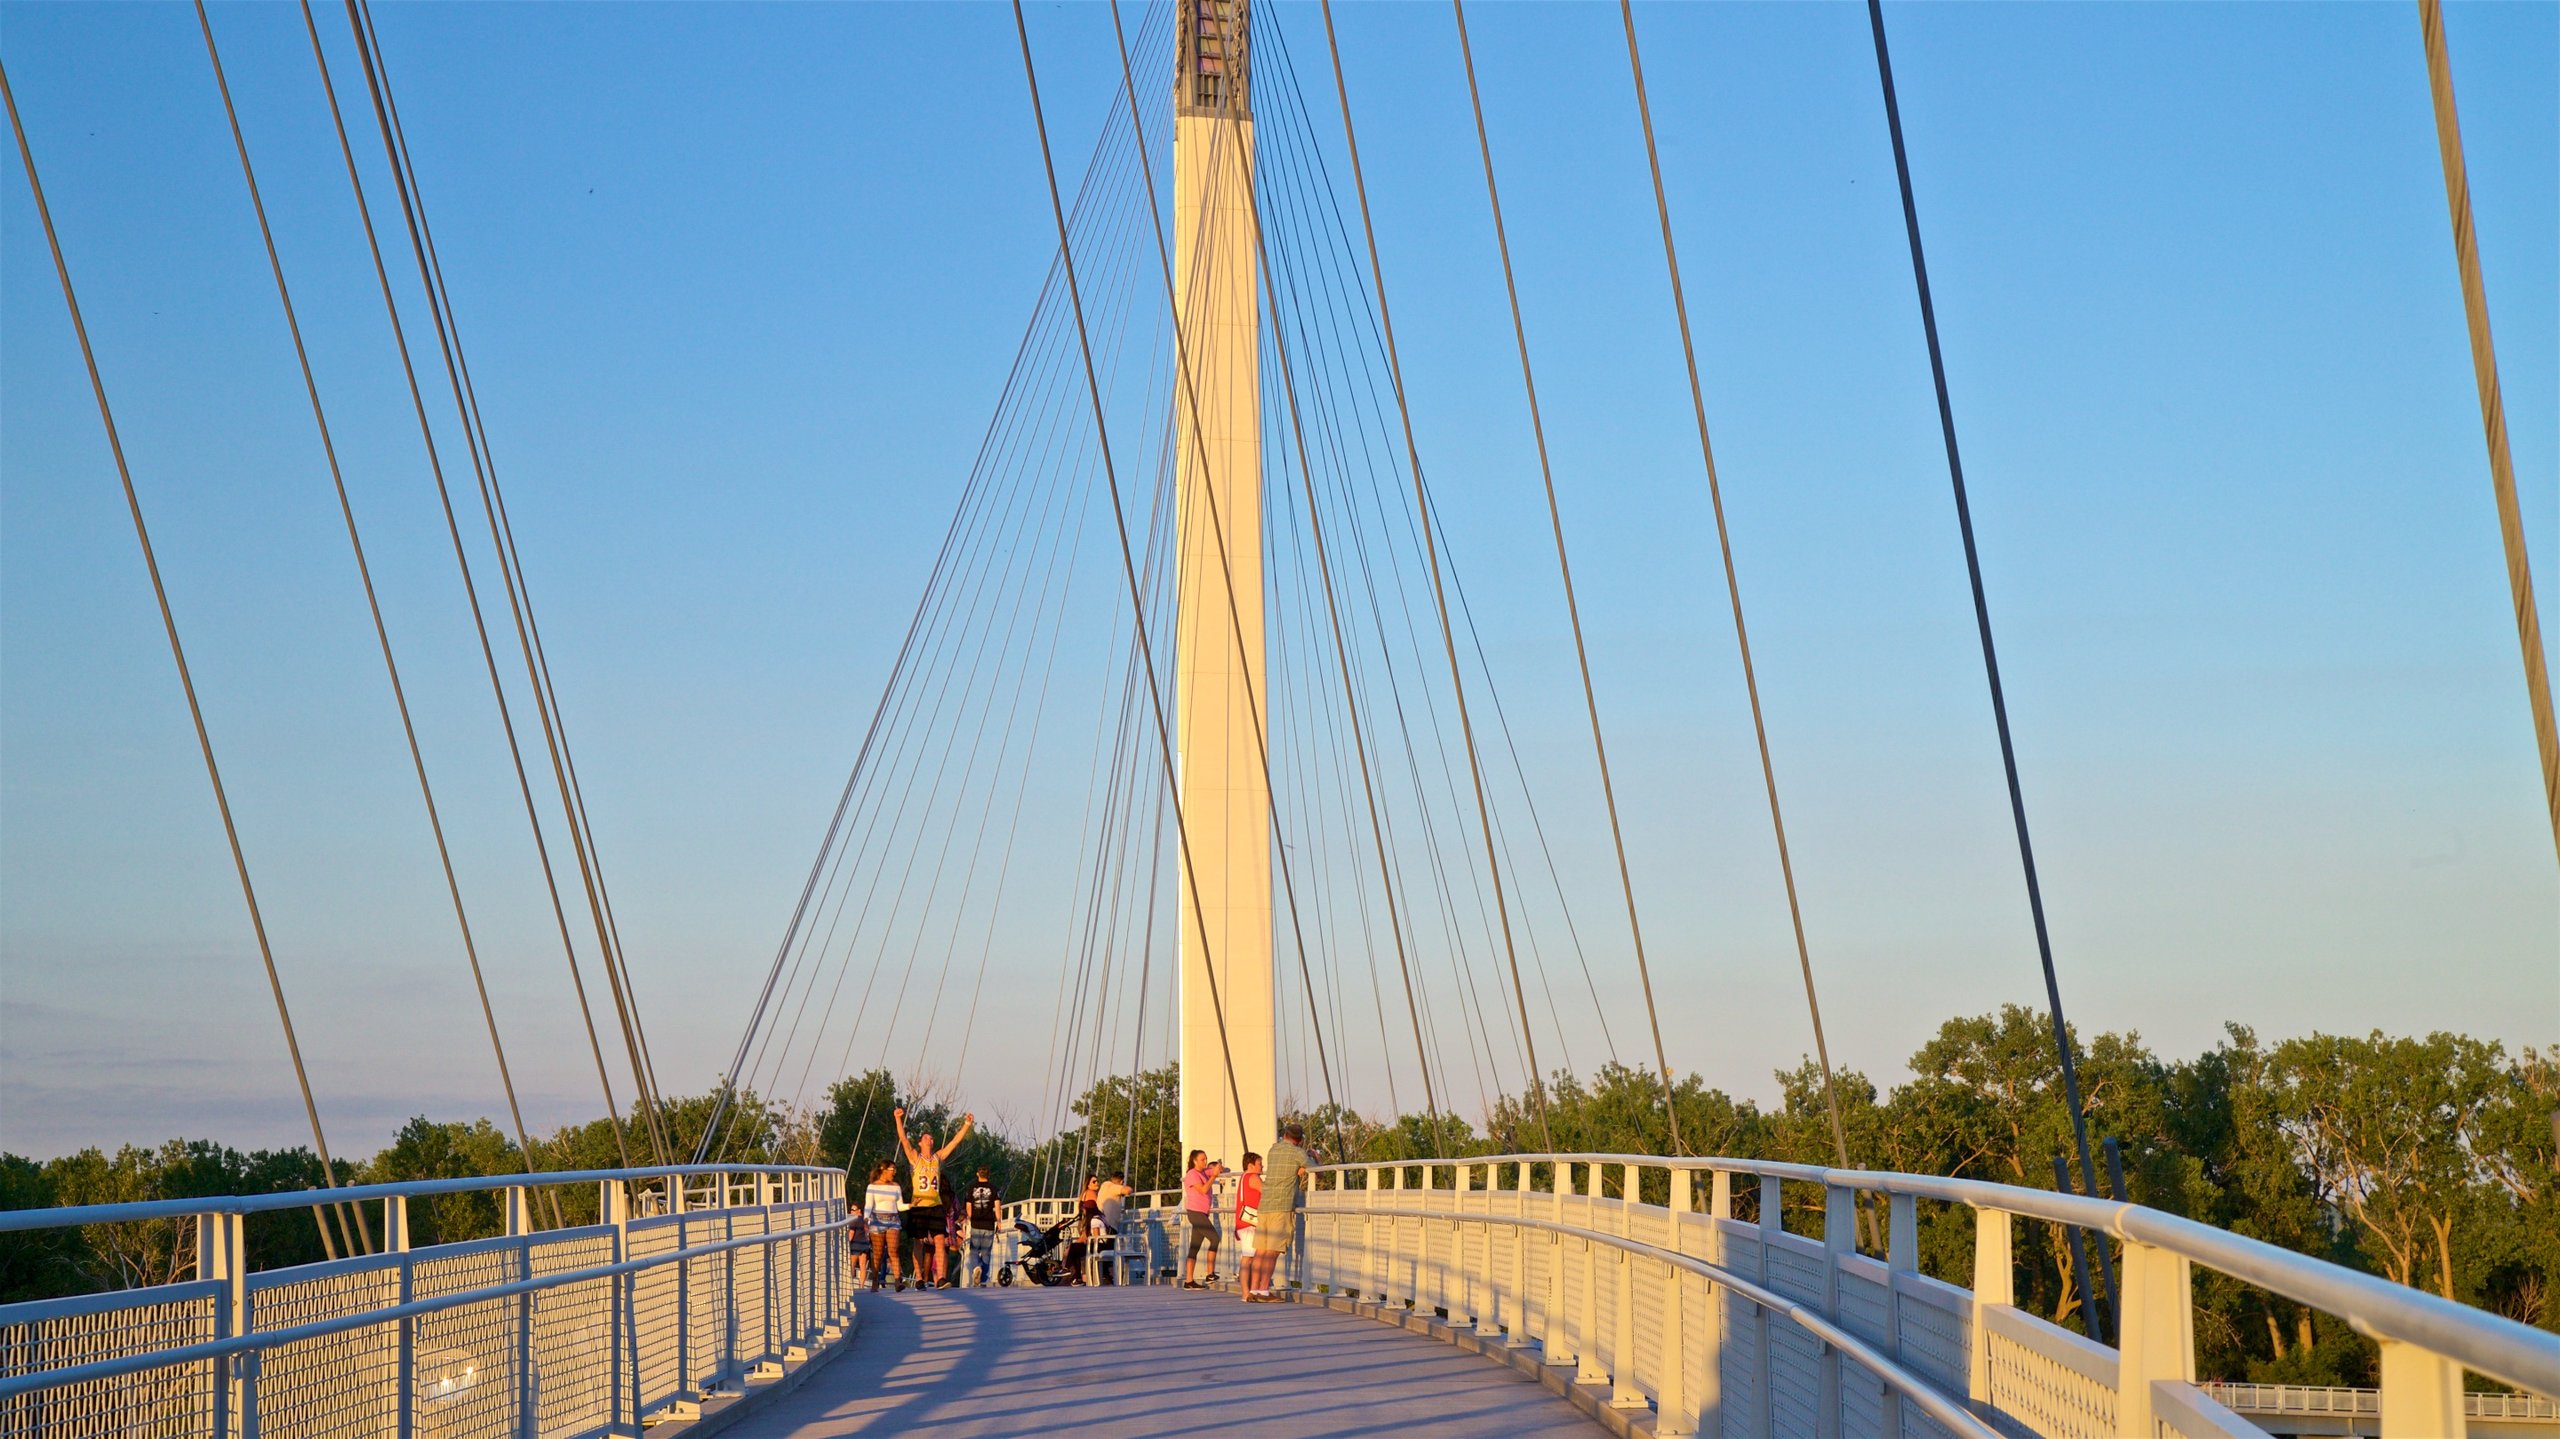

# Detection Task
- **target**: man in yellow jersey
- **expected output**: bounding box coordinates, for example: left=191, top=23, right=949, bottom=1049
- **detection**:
left=894, top=1107, right=974, bottom=1289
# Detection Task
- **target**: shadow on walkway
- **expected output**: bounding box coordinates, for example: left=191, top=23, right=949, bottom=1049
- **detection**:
left=741, top=1286, right=1598, bottom=1437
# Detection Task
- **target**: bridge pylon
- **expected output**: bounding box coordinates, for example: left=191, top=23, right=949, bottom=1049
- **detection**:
left=1171, top=0, right=1272, bottom=1167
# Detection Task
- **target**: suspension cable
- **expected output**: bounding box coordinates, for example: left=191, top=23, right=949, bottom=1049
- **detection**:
left=1864, top=0, right=2105, bottom=1216
left=1447, top=0, right=1679, bottom=1151
left=1314, top=0, right=1554, bottom=1152
left=2, top=58, right=363, bottom=1261
left=1616, top=0, right=1848, bottom=1169
left=298, top=0, right=643, bottom=1168
left=337, top=0, right=671, bottom=1165
left=2414, top=0, right=2560, bottom=866
left=350, top=0, right=675, bottom=1141
left=197, top=2, right=557, bottom=1212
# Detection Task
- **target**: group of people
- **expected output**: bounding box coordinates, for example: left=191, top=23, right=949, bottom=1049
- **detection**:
left=848, top=1112, right=1317, bottom=1301
left=1178, top=1120, right=1312, bottom=1302
left=852, top=1106, right=994, bottom=1291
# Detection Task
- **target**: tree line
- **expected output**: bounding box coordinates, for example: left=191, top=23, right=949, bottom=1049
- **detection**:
left=4, top=1006, right=2550, bottom=1389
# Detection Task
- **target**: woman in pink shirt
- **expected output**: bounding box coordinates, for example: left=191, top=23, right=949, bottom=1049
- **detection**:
left=1180, top=1150, right=1225, bottom=1289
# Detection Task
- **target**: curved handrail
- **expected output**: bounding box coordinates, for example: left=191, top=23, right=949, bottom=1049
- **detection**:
left=1324, top=1201, right=2002, bottom=1439
left=0, top=1162, right=837, bottom=1233
left=1307, top=1153, right=2560, bottom=1400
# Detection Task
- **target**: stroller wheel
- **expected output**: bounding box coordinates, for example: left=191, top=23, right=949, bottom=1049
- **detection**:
left=996, top=1267, right=1013, bottom=1287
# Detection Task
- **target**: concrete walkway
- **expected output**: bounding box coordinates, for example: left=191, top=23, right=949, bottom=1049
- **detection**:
left=736, top=1285, right=1600, bottom=1437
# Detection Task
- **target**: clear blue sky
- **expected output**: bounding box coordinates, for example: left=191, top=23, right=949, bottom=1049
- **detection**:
left=3, top=1, right=2552, bottom=1161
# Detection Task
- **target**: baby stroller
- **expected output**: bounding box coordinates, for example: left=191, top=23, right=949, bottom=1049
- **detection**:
left=997, top=1217, right=1077, bottom=1287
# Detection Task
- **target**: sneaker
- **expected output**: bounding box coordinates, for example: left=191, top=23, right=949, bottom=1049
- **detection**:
left=1181, top=1280, right=1205, bottom=1290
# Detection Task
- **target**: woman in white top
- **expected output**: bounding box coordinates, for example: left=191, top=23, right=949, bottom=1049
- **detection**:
left=862, top=1161, right=906, bottom=1291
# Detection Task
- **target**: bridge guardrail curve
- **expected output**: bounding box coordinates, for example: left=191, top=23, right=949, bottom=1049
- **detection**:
left=0, top=1164, right=849, bottom=1437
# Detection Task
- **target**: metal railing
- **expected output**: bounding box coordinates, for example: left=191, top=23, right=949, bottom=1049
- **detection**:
left=0, top=1164, right=849, bottom=1437
left=1269, top=1153, right=2560, bottom=1439
left=2205, top=1380, right=2560, bottom=1422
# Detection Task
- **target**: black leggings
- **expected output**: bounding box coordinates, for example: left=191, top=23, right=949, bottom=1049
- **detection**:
left=1184, top=1213, right=1219, bottom=1262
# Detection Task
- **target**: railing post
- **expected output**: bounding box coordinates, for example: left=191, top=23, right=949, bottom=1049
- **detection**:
left=1880, top=1191, right=1916, bottom=1438
left=1579, top=1161, right=1608, bottom=1385
left=673, top=1172, right=692, bottom=1404
left=1661, top=1167, right=1692, bottom=1437
left=1969, top=1205, right=2012, bottom=1407
left=505, top=1186, right=535, bottom=1439
left=1546, top=1162, right=1575, bottom=1368
left=386, top=1196, right=412, bottom=1439
left=1612, top=1162, right=1642, bottom=1407
left=1365, top=1166, right=1383, bottom=1304
left=1693, top=1168, right=1727, bottom=1439
left=1507, top=1161, right=1532, bottom=1348
left=202, top=1210, right=245, bottom=1439
left=1820, top=1184, right=1854, bottom=1439
left=2115, top=1237, right=2196, bottom=1437
left=602, top=1180, right=631, bottom=1432
left=755, top=1172, right=775, bottom=1361
left=1757, top=1176, right=1780, bottom=1439
left=2379, top=1339, right=2468, bottom=1438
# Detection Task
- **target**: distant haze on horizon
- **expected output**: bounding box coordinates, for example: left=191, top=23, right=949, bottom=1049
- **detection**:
left=3, top=1, right=2554, bottom=1162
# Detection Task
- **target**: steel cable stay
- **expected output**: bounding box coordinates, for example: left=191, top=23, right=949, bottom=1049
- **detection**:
left=303, top=0, right=672, bottom=1169
left=1615, top=0, right=1857, bottom=1190
left=1244, top=81, right=1497, bottom=1128
left=0, top=57, right=369, bottom=1264
left=1254, top=97, right=1597, bottom=1085
left=834, top=155, right=1167, bottom=1133
left=195, top=2, right=562, bottom=1225
left=347, top=0, right=675, bottom=1144
left=699, top=37, right=1162, bottom=1159
left=1258, top=82, right=1477, bottom=1137
left=914, top=81, right=1186, bottom=1105
left=1248, top=92, right=1499, bottom=1126
left=1253, top=104, right=1553, bottom=1120
left=1027, top=435, right=1187, bottom=1198
left=1276, top=2, right=1595, bottom=1133
left=2414, top=0, right=2560, bottom=866
left=747, top=241, right=1118, bottom=1136
left=1261, top=43, right=1487, bottom=1135
left=332, top=0, right=670, bottom=1164
left=1269, top=12, right=1551, bottom=1126
left=1255, top=116, right=1492, bottom=1141
left=758, top=116, right=1160, bottom=1133
left=894, top=336, right=1141, bottom=1098
left=721, top=97, right=1172, bottom=1152
left=1253, top=20, right=1626, bottom=1076
left=1448, top=0, right=1684, bottom=1154
left=1866, top=0, right=2114, bottom=1317
left=839, top=165, right=1177, bottom=1177
left=1043, top=294, right=1202, bottom=1190
left=1316, top=0, right=1564, bottom=1152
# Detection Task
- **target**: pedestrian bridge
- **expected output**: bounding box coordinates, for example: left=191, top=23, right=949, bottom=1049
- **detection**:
left=4, top=1157, right=2555, bottom=1439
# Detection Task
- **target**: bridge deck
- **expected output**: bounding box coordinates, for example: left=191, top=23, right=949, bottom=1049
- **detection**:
left=739, top=1285, right=1599, bottom=1437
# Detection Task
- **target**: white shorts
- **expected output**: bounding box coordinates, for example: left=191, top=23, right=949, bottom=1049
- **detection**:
left=1238, top=1231, right=1257, bottom=1257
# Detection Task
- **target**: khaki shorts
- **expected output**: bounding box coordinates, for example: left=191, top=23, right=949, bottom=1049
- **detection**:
left=1256, top=1220, right=1295, bottom=1256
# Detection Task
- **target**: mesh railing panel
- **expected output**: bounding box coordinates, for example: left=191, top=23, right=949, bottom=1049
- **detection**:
left=410, top=1242, right=521, bottom=1439
left=528, top=1233, right=616, bottom=1436
left=248, top=1260, right=400, bottom=1439
left=0, top=1286, right=217, bottom=1439
left=627, top=1219, right=684, bottom=1410
left=1984, top=1319, right=2117, bottom=1439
